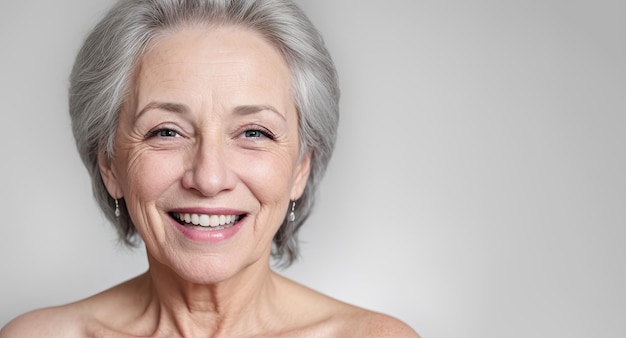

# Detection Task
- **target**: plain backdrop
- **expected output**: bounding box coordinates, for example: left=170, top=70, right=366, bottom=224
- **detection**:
left=1, top=1, right=624, bottom=337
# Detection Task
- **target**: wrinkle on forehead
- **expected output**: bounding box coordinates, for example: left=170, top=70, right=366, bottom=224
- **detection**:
left=129, top=26, right=295, bottom=120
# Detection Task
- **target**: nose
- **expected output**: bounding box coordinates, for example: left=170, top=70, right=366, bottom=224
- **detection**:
left=182, top=137, right=236, bottom=197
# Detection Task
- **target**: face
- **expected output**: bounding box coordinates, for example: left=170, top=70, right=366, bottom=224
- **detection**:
left=99, top=27, right=310, bottom=283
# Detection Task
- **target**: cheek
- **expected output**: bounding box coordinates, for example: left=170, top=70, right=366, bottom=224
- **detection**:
left=118, top=148, right=184, bottom=204
left=235, top=151, right=296, bottom=202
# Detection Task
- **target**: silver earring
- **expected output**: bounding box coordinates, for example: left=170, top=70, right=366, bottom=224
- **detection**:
left=114, top=199, right=120, bottom=217
left=289, top=201, right=296, bottom=222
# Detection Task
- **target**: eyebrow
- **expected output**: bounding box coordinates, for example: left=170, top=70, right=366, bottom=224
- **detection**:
left=135, top=101, right=190, bottom=122
left=233, top=104, right=286, bottom=121
left=135, top=102, right=286, bottom=121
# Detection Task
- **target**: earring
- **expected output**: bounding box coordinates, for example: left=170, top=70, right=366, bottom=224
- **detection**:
left=114, top=199, right=120, bottom=217
left=289, top=201, right=296, bottom=222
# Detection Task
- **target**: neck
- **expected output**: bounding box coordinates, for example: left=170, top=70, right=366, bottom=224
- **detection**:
left=137, top=252, right=284, bottom=337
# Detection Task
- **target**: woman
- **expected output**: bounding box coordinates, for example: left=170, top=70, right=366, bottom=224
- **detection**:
left=1, top=0, right=418, bottom=336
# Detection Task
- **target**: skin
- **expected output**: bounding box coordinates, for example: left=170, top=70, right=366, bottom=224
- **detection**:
left=1, top=27, right=419, bottom=338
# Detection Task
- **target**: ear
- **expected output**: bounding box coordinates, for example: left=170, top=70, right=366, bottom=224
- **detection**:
left=98, top=146, right=124, bottom=200
left=290, top=152, right=311, bottom=200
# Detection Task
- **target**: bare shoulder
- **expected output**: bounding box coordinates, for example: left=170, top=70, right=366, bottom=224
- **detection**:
left=353, top=311, right=421, bottom=338
left=324, top=304, right=420, bottom=338
left=1, top=276, right=144, bottom=338
left=0, top=306, right=85, bottom=338
left=274, top=274, right=420, bottom=337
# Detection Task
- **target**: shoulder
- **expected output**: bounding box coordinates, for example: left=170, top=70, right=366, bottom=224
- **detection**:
left=355, top=311, right=421, bottom=338
left=0, top=306, right=85, bottom=338
left=272, top=275, right=420, bottom=337
left=324, top=305, right=420, bottom=338
left=0, top=277, right=142, bottom=338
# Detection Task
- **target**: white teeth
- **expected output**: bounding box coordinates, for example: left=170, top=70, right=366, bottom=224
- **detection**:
left=210, top=215, right=219, bottom=226
left=199, top=214, right=210, bottom=226
left=176, top=213, right=239, bottom=228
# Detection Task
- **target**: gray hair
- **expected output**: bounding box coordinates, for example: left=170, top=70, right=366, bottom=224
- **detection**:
left=69, top=0, right=339, bottom=267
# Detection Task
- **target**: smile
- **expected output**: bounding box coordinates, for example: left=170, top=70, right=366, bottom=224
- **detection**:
left=170, top=212, right=244, bottom=229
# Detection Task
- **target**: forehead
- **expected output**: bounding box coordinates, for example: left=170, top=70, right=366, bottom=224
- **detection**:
left=132, top=26, right=293, bottom=106
left=144, top=25, right=287, bottom=66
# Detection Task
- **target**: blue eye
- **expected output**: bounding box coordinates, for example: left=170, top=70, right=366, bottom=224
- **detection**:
left=147, top=128, right=179, bottom=138
left=244, top=130, right=263, bottom=138
left=243, top=128, right=275, bottom=140
left=158, top=129, right=178, bottom=137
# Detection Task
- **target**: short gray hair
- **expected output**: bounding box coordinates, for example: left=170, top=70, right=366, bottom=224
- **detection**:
left=69, top=0, right=339, bottom=267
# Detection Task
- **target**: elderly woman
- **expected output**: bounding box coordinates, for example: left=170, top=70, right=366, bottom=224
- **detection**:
left=1, top=0, right=418, bottom=337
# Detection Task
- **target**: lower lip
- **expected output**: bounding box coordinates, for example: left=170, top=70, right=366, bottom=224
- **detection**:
left=170, top=217, right=245, bottom=243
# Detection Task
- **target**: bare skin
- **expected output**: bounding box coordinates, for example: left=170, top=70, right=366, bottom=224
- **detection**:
left=1, top=257, right=419, bottom=337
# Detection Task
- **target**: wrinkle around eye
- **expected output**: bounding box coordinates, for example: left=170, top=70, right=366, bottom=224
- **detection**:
left=142, top=126, right=191, bottom=150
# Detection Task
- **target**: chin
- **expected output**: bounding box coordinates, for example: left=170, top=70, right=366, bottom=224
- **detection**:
left=155, top=249, right=267, bottom=285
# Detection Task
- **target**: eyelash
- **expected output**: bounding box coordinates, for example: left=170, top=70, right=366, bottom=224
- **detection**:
left=145, top=128, right=180, bottom=139
left=144, top=126, right=275, bottom=140
left=242, top=126, right=275, bottom=140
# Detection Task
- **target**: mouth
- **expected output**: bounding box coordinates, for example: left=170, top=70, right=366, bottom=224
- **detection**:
left=169, top=212, right=246, bottom=231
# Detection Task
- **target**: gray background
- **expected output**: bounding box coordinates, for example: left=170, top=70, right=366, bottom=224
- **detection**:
left=1, top=1, right=625, bottom=337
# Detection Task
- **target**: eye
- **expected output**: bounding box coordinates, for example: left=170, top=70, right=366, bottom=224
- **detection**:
left=244, top=129, right=263, bottom=138
left=146, top=128, right=180, bottom=138
left=242, top=127, right=275, bottom=140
